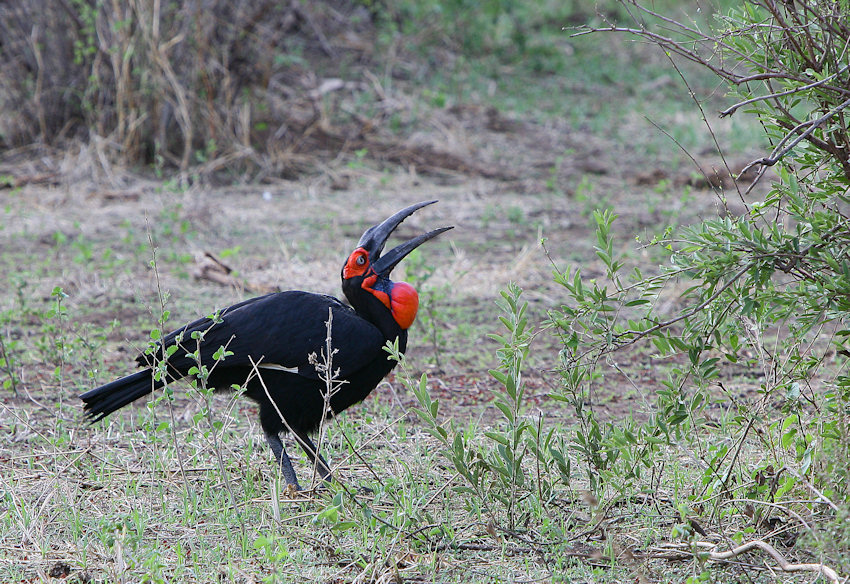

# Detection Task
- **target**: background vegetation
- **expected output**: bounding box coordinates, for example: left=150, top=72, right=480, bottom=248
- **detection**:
left=1, top=0, right=849, bottom=582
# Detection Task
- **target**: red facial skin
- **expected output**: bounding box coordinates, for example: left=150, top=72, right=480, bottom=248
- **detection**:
left=343, top=247, right=419, bottom=330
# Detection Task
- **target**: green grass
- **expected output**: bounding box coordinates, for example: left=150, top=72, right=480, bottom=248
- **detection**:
left=5, top=379, right=836, bottom=582
left=381, top=0, right=764, bottom=167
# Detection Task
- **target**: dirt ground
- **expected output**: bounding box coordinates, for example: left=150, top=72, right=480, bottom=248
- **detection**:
left=0, top=99, right=770, bottom=427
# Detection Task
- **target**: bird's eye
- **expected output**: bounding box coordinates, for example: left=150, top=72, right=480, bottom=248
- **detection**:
left=356, top=254, right=367, bottom=266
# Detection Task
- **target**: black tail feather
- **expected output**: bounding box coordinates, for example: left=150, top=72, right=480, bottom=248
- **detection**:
left=80, top=370, right=159, bottom=422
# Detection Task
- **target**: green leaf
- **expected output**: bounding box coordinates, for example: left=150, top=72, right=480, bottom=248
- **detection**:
left=484, top=431, right=510, bottom=446
left=489, top=369, right=509, bottom=386
left=494, top=401, right=515, bottom=423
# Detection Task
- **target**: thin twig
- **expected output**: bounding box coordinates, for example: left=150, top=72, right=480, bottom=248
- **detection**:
left=0, top=333, right=18, bottom=396
left=785, top=467, right=840, bottom=513
left=695, top=539, right=843, bottom=583
left=340, top=431, right=384, bottom=489
left=739, top=96, right=850, bottom=175
left=247, top=356, right=336, bottom=494
left=721, top=63, right=850, bottom=117
left=706, top=416, right=754, bottom=522
left=193, top=332, right=246, bottom=537
left=609, top=264, right=751, bottom=352
left=146, top=218, right=190, bottom=494
left=310, top=307, right=346, bottom=488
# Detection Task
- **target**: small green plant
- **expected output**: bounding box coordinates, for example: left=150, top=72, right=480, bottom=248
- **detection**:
left=482, top=284, right=538, bottom=528
left=389, top=283, right=562, bottom=531
left=253, top=533, right=290, bottom=583
left=505, top=205, right=525, bottom=225
left=547, top=210, right=679, bottom=493
left=0, top=302, right=22, bottom=395
left=573, top=174, right=611, bottom=222
left=546, top=154, right=567, bottom=194
left=36, top=286, right=69, bottom=385
left=346, top=148, right=369, bottom=170
left=422, top=88, right=447, bottom=108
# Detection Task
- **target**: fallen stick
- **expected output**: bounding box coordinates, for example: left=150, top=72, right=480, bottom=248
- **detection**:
left=673, top=540, right=844, bottom=583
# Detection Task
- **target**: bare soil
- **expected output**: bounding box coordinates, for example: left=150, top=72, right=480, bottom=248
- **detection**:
left=0, top=101, right=769, bottom=427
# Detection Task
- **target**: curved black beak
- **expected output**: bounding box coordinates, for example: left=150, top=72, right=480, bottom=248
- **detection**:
left=359, top=200, right=453, bottom=277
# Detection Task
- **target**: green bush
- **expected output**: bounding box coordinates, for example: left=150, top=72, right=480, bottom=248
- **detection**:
left=550, top=0, right=850, bottom=566
left=401, top=0, right=850, bottom=573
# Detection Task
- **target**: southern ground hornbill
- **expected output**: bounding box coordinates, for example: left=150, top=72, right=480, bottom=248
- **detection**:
left=80, top=200, right=452, bottom=489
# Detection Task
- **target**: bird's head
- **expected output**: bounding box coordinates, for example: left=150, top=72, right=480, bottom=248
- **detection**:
left=342, top=200, right=452, bottom=330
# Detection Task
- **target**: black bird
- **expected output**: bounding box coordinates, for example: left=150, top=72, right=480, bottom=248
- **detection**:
left=80, top=200, right=452, bottom=489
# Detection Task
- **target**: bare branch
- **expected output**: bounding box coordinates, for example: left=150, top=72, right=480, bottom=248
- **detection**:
left=721, top=63, right=850, bottom=117
left=740, top=96, right=850, bottom=175
left=704, top=539, right=842, bottom=583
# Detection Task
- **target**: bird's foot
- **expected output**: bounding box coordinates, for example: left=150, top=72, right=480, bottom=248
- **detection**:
left=282, top=482, right=301, bottom=498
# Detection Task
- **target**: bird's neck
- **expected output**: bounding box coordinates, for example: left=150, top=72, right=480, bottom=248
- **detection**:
left=362, top=300, right=408, bottom=344
left=344, top=278, right=411, bottom=341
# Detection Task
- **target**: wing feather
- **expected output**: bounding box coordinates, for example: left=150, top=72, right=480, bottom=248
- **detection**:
left=140, top=291, right=387, bottom=381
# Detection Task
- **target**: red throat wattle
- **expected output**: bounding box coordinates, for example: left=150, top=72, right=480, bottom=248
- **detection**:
left=387, top=281, right=418, bottom=329
left=360, top=274, right=419, bottom=330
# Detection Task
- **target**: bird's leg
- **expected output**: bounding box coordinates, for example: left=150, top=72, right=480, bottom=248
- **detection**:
left=265, top=433, right=301, bottom=490
left=292, top=429, right=333, bottom=484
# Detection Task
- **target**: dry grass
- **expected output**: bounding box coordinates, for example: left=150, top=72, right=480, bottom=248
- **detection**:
left=4, top=383, right=843, bottom=582
left=1, top=384, right=547, bottom=582
left=0, top=1, right=393, bottom=177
